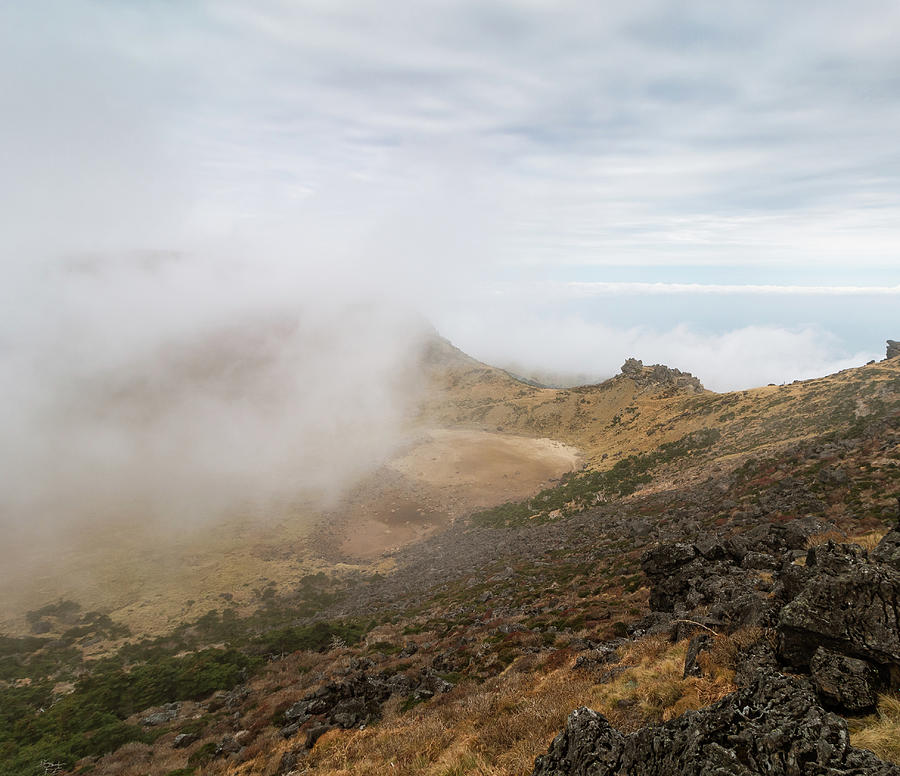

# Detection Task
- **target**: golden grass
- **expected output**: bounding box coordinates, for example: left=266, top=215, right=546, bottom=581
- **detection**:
left=851, top=694, right=900, bottom=764
left=853, top=529, right=890, bottom=552
left=805, top=530, right=848, bottom=548
left=805, top=528, right=889, bottom=552
left=216, top=634, right=739, bottom=776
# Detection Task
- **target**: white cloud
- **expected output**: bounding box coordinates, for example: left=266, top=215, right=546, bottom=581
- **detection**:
left=564, top=282, right=900, bottom=296
left=1, top=0, right=898, bottom=559
left=447, top=314, right=876, bottom=393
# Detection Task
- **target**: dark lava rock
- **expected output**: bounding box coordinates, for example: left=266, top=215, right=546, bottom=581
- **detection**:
left=305, top=724, right=333, bottom=749
left=531, top=672, right=900, bottom=776
left=573, top=645, right=619, bottom=672
left=532, top=706, right=623, bottom=776
left=682, top=634, right=710, bottom=678
left=282, top=668, right=455, bottom=743
left=741, top=551, right=779, bottom=570
left=640, top=541, right=772, bottom=628
left=732, top=640, right=779, bottom=688
left=871, top=528, right=900, bottom=570
left=278, top=749, right=300, bottom=774
left=810, top=647, right=879, bottom=713
left=777, top=541, right=900, bottom=671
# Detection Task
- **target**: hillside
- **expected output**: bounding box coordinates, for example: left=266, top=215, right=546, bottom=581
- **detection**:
left=1, top=338, right=900, bottom=776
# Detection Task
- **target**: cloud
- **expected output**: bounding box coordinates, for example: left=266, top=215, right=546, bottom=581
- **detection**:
left=0, top=0, right=897, bottom=563
left=446, top=313, right=875, bottom=393
left=0, top=252, right=439, bottom=561
left=564, top=282, right=900, bottom=296
left=4, top=1, right=900, bottom=269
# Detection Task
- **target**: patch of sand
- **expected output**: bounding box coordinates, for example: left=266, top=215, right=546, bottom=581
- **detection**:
left=390, top=428, right=581, bottom=510
left=335, top=429, right=581, bottom=559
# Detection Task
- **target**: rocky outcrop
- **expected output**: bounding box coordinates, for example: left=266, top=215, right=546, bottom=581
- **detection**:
left=619, top=358, right=704, bottom=394
left=777, top=540, right=900, bottom=674
left=532, top=672, right=900, bottom=776
left=640, top=539, right=772, bottom=628
left=810, top=647, right=879, bottom=712
left=638, top=520, right=900, bottom=718
left=887, top=340, right=900, bottom=360
left=638, top=518, right=831, bottom=631
left=280, top=668, right=453, bottom=746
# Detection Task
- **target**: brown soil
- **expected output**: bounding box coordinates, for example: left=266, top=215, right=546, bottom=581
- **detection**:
left=329, top=428, right=581, bottom=560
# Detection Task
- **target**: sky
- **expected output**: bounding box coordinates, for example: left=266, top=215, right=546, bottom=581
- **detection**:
left=1, top=1, right=900, bottom=539
left=2, top=1, right=899, bottom=386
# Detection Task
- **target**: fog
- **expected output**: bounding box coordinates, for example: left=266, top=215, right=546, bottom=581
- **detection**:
left=2, top=1, right=898, bottom=564
left=0, top=252, right=439, bottom=552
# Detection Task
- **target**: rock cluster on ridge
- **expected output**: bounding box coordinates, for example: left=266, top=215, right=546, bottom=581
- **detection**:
left=888, top=340, right=900, bottom=359
left=620, top=358, right=705, bottom=394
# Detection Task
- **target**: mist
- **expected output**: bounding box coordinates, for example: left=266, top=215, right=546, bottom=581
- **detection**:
left=0, top=252, right=444, bottom=558
left=2, top=0, right=898, bottom=566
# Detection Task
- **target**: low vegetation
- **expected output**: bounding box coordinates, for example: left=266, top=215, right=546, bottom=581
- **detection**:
left=472, top=428, right=721, bottom=527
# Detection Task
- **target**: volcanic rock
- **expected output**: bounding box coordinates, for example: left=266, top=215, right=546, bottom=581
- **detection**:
left=810, top=647, right=879, bottom=713
left=777, top=540, right=900, bottom=671
left=531, top=672, right=900, bottom=775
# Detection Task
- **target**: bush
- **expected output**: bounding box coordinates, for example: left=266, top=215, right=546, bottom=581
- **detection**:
left=255, top=620, right=370, bottom=655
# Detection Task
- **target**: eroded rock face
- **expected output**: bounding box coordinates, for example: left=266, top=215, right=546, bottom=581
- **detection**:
left=777, top=540, right=900, bottom=671
left=810, top=647, right=879, bottom=712
left=887, top=340, right=900, bottom=360
left=531, top=673, right=900, bottom=776
left=619, top=358, right=705, bottom=394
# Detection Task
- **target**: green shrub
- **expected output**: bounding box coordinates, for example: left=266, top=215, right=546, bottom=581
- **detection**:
left=187, top=741, right=218, bottom=767
left=255, top=620, right=370, bottom=655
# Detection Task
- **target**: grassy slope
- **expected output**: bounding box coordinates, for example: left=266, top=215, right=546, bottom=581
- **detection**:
left=2, top=344, right=900, bottom=776
left=421, top=338, right=900, bottom=471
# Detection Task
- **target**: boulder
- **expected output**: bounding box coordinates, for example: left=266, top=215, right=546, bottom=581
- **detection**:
left=871, top=527, right=900, bottom=571
left=531, top=673, right=900, bottom=776
left=172, top=732, right=197, bottom=748
left=887, top=340, right=900, bottom=360
left=532, top=706, right=623, bottom=776
left=777, top=541, right=900, bottom=671
left=640, top=541, right=772, bottom=628
left=810, top=647, right=879, bottom=713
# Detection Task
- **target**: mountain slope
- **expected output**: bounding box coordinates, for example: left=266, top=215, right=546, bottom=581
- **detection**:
left=1, top=338, right=899, bottom=776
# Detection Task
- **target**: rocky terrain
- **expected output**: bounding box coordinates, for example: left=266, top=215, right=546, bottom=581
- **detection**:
left=1, top=340, right=899, bottom=776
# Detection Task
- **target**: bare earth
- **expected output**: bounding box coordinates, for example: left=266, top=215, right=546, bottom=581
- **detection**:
left=0, top=428, right=580, bottom=636
left=336, top=429, right=581, bottom=559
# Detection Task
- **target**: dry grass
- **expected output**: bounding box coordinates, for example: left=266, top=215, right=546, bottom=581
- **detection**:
left=805, top=528, right=889, bottom=552
left=853, top=529, right=890, bottom=552
left=851, top=694, right=900, bottom=764
left=805, top=530, right=848, bottom=548
left=216, top=634, right=739, bottom=776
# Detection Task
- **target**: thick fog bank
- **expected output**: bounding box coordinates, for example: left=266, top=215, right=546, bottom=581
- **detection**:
left=0, top=253, right=433, bottom=559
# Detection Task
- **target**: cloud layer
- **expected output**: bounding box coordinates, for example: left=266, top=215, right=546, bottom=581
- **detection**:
left=3, top=1, right=900, bottom=269
left=1, top=1, right=898, bottom=554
